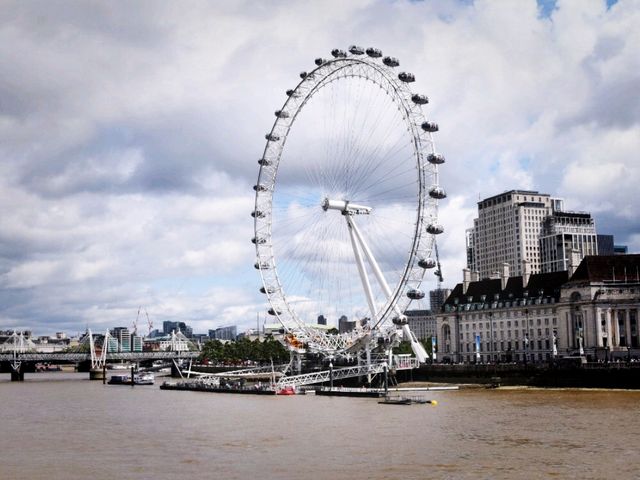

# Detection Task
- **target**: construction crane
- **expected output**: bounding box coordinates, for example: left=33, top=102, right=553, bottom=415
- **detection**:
left=133, top=307, right=140, bottom=336
left=145, top=309, right=153, bottom=336
left=433, top=240, right=444, bottom=288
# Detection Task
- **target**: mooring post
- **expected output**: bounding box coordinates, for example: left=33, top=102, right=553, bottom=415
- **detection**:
left=131, top=365, right=135, bottom=387
left=384, top=363, right=388, bottom=394
left=329, top=361, right=334, bottom=391
left=102, top=364, right=106, bottom=385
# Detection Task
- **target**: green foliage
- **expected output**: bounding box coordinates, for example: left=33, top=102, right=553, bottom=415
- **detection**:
left=392, top=340, right=413, bottom=355
left=392, top=339, right=434, bottom=357
left=199, top=337, right=289, bottom=364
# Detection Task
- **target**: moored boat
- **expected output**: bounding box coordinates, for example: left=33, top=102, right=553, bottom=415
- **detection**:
left=107, top=373, right=155, bottom=385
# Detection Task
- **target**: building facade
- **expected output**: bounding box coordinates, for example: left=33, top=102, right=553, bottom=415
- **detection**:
left=405, top=310, right=437, bottom=341
left=540, top=211, right=598, bottom=273
left=436, top=255, right=640, bottom=363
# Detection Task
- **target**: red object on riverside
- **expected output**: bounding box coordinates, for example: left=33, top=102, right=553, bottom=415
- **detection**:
left=276, top=386, right=295, bottom=395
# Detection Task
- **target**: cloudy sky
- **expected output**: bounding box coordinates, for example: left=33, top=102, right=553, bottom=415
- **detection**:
left=1, top=0, right=638, bottom=336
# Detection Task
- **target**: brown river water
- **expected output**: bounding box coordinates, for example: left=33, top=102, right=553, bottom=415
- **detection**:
left=1, top=372, right=639, bottom=480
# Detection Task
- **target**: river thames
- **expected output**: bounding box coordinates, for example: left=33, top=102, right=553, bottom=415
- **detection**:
left=1, top=372, right=639, bottom=480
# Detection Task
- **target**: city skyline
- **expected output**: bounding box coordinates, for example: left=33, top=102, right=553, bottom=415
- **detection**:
left=1, top=0, right=638, bottom=335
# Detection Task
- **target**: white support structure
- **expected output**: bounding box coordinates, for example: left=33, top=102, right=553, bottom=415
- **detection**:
left=276, top=355, right=418, bottom=389
left=88, top=329, right=110, bottom=370
left=347, top=217, right=378, bottom=320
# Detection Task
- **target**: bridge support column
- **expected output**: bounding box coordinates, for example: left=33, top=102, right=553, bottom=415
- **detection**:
left=11, top=366, right=24, bottom=382
left=89, top=368, right=105, bottom=381
left=171, top=360, right=182, bottom=378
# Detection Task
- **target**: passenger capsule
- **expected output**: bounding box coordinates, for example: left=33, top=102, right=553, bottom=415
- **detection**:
left=407, top=289, right=425, bottom=300
left=267, top=308, right=282, bottom=316
left=265, top=133, right=280, bottom=142
left=398, top=72, right=415, bottom=83
left=254, top=261, right=270, bottom=270
left=418, top=258, right=437, bottom=269
left=349, top=45, right=365, bottom=55
left=275, top=110, right=289, bottom=119
left=258, top=158, right=272, bottom=166
left=331, top=49, right=347, bottom=58
left=259, top=286, right=276, bottom=294
left=428, top=186, right=447, bottom=199
left=426, top=153, right=445, bottom=164
left=366, top=47, right=383, bottom=58
left=421, top=121, right=439, bottom=132
left=300, top=71, right=308, bottom=79
left=426, top=223, right=444, bottom=235
left=412, top=94, right=429, bottom=105
left=251, top=210, right=265, bottom=218
left=253, top=184, right=268, bottom=192
left=314, top=58, right=327, bottom=66
left=392, top=316, right=408, bottom=325
left=382, top=56, right=399, bottom=67
left=252, top=236, right=266, bottom=245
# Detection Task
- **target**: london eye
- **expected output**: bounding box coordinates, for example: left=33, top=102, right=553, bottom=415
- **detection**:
left=252, top=45, right=445, bottom=363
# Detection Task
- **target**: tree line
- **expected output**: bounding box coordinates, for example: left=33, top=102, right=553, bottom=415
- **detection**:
left=199, top=337, right=289, bottom=364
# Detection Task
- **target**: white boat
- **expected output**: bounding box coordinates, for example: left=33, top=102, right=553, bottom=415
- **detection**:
left=107, top=373, right=155, bottom=385
left=134, top=373, right=155, bottom=385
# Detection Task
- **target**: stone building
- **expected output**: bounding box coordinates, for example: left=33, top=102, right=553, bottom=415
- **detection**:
left=436, top=255, right=640, bottom=363
left=405, top=310, right=436, bottom=341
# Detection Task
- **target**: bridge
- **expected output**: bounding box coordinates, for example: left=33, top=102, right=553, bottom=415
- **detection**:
left=0, top=330, right=199, bottom=381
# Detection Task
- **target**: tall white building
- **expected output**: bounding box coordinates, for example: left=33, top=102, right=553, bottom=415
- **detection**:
left=466, top=190, right=597, bottom=279
left=467, top=190, right=559, bottom=278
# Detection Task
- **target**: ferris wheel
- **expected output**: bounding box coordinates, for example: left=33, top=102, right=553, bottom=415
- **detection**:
left=252, top=45, right=445, bottom=361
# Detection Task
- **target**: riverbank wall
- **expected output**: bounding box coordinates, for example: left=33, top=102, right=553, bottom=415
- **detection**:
left=404, top=363, right=640, bottom=389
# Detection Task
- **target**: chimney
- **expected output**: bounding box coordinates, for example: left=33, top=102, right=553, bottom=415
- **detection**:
left=522, top=259, right=531, bottom=288
left=568, top=249, right=581, bottom=277
left=501, top=262, right=510, bottom=290
left=462, top=268, right=471, bottom=294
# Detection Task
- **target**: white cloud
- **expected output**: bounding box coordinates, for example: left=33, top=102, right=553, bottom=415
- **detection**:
left=0, top=0, right=638, bottom=334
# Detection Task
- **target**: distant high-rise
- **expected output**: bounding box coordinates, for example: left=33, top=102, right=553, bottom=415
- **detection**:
left=208, top=326, right=237, bottom=341
left=317, top=315, right=327, bottom=326
left=429, top=288, right=452, bottom=314
left=111, top=327, right=131, bottom=352
left=338, top=315, right=356, bottom=334
left=163, top=321, right=192, bottom=337
left=597, top=235, right=615, bottom=256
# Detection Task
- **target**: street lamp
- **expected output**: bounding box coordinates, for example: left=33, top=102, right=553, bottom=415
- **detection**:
left=488, top=311, right=494, bottom=364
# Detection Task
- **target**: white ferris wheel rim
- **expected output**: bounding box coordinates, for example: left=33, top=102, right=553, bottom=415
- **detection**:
left=252, top=46, right=444, bottom=355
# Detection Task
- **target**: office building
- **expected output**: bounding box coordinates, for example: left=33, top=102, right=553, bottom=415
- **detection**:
left=539, top=211, right=598, bottom=273
left=466, top=190, right=559, bottom=278
left=467, top=190, right=602, bottom=278
left=111, top=327, right=131, bottom=353
left=429, top=288, right=452, bottom=314
left=208, top=326, right=237, bottom=341
left=338, top=315, right=356, bottom=334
